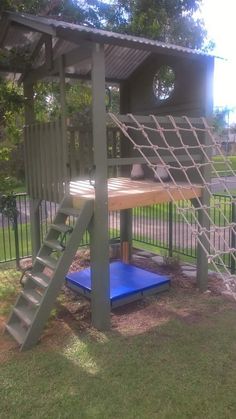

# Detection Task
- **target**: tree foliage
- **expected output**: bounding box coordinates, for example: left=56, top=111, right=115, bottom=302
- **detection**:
left=95, top=0, right=207, bottom=49
left=0, top=78, right=24, bottom=193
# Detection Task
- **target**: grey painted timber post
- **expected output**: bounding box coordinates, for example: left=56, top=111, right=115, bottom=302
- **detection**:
left=191, top=128, right=211, bottom=291
left=59, top=55, right=69, bottom=193
left=24, top=83, right=41, bottom=260
left=119, top=81, right=133, bottom=262
left=120, top=209, right=132, bottom=262
left=194, top=56, right=214, bottom=291
left=90, top=43, right=110, bottom=330
left=192, top=191, right=210, bottom=291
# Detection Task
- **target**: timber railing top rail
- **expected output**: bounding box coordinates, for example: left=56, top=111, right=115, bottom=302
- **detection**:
left=106, top=113, right=213, bottom=126
left=107, top=155, right=202, bottom=166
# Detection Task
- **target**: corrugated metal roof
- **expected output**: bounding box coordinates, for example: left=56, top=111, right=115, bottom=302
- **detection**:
left=0, top=11, right=214, bottom=82
left=104, top=45, right=150, bottom=80
left=2, top=11, right=214, bottom=58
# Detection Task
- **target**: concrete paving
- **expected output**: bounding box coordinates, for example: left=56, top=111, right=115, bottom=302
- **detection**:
left=211, top=176, right=236, bottom=193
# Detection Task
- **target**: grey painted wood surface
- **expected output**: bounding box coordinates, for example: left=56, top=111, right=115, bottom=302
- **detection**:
left=90, top=43, right=110, bottom=330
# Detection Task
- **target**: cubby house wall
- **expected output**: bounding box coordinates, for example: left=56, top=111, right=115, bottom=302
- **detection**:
left=120, top=53, right=213, bottom=116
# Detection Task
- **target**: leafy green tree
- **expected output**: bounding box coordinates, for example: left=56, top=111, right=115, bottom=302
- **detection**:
left=101, top=0, right=207, bottom=49
left=1, top=0, right=108, bottom=27
left=0, top=79, right=24, bottom=192
left=214, top=107, right=231, bottom=132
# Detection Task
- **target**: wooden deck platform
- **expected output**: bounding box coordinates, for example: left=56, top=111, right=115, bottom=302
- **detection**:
left=70, top=178, right=202, bottom=211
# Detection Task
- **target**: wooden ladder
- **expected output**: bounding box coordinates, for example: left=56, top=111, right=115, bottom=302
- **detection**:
left=5, top=196, right=94, bottom=351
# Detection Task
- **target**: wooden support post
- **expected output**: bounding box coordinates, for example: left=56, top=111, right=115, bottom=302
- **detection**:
left=120, top=209, right=132, bottom=263
left=90, top=43, right=110, bottom=330
left=191, top=125, right=212, bottom=291
left=59, top=56, right=69, bottom=192
left=29, top=198, right=41, bottom=261
left=192, top=194, right=210, bottom=291
left=192, top=55, right=214, bottom=291
left=119, top=80, right=133, bottom=263
left=24, top=83, right=41, bottom=260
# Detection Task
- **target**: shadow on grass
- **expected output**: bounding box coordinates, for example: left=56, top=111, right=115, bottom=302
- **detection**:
left=1, top=294, right=236, bottom=418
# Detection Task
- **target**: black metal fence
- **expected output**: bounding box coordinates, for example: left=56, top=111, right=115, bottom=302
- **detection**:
left=0, top=192, right=234, bottom=272
left=133, top=195, right=234, bottom=271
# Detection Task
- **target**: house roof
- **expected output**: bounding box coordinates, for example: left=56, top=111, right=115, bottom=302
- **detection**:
left=0, top=11, right=214, bottom=83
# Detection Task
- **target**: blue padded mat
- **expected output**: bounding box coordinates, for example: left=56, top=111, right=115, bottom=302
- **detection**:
left=66, top=261, right=170, bottom=302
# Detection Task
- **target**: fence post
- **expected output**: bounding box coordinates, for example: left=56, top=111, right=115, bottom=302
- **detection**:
left=231, top=200, right=236, bottom=274
left=168, top=201, right=173, bottom=257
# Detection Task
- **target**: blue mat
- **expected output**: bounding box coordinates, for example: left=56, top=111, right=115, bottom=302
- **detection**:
left=66, top=261, right=170, bottom=303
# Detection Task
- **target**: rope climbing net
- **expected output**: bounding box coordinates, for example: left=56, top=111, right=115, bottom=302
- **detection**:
left=109, top=112, right=236, bottom=298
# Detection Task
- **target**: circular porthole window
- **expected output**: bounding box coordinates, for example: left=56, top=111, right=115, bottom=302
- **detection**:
left=153, top=65, right=175, bottom=101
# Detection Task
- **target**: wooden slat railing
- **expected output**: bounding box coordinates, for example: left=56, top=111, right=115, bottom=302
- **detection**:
left=24, top=118, right=68, bottom=203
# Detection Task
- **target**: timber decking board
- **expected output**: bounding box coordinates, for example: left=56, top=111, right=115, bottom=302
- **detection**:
left=70, top=177, right=202, bottom=211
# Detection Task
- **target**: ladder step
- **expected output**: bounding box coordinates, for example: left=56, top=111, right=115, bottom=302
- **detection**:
left=13, top=306, right=35, bottom=327
left=59, top=207, right=81, bottom=217
left=44, top=239, right=65, bottom=251
left=51, top=223, right=73, bottom=234
left=26, top=272, right=51, bottom=289
left=5, top=323, right=27, bottom=345
left=36, top=255, right=58, bottom=270
left=5, top=198, right=94, bottom=351
left=21, top=289, right=42, bottom=306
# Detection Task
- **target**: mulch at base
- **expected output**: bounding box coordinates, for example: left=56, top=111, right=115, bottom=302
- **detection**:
left=57, top=250, right=228, bottom=336
left=1, top=250, right=234, bottom=360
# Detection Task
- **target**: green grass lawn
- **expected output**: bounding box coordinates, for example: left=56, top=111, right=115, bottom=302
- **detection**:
left=212, top=155, right=236, bottom=177
left=1, top=268, right=236, bottom=418
left=0, top=222, right=31, bottom=262
left=134, top=197, right=232, bottom=227
left=12, top=184, right=27, bottom=194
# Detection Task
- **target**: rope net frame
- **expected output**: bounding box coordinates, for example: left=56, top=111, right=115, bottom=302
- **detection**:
left=109, top=112, right=236, bottom=298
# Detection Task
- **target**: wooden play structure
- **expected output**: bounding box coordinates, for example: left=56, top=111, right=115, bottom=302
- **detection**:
left=0, top=12, right=216, bottom=350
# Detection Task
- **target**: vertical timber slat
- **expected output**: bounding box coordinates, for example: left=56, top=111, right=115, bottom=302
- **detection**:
left=35, top=124, right=41, bottom=199
left=37, top=124, right=43, bottom=200
left=51, top=120, right=57, bottom=203
left=58, top=118, right=65, bottom=201
left=30, top=125, right=37, bottom=199
left=39, top=123, right=46, bottom=202
left=46, top=122, right=52, bottom=202
left=55, top=118, right=62, bottom=202
left=24, top=126, right=32, bottom=196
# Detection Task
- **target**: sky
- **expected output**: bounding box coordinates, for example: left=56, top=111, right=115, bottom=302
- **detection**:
left=199, top=0, right=236, bottom=117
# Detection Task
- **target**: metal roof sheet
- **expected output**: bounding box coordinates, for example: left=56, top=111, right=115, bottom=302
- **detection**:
left=2, top=11, right=214, bottom=58
left=0, top=11, right=214, bottom=82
